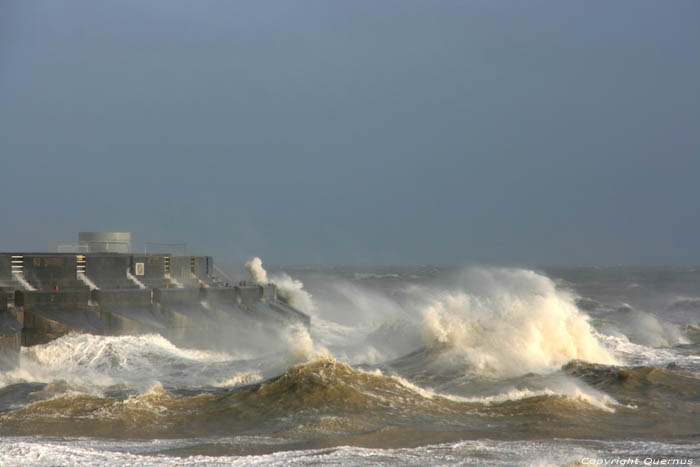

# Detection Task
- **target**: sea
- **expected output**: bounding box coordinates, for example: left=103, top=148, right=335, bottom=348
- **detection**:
left=0, top=263, right=698, bottom=466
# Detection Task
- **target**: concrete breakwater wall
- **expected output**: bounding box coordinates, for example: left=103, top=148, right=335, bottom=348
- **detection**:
left=0, top=252, right=214, bottom=290
left=0, top=253, right=310, bottom=356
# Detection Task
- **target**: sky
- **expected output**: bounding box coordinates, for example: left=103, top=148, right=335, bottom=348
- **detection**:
left=1, top=0, right=699, bottom=267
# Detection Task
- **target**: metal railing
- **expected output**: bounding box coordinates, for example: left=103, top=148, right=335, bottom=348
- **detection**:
left=213, top=264, right=234, bottom=284
left=144, top=242, right=187, bottom=255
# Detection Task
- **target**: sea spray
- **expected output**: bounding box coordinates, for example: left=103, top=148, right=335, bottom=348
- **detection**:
left=247, top=262, right=619, bottom=377
left=281, top=323, right=331, bottom=366
left=245, top=258, right=411, bottom=366
left=246, top=257, right=315, bottom=315
left=606, top=308, right=690, bottom=348
left=322, top=280, right=406, bottom=326
left=269, top=272, right=315, bottom=315
left=419, top=268, right=619, bottom=377
left=245, top=257, right=269, bottom=285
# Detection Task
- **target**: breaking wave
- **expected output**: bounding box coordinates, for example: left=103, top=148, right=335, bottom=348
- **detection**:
left=603, top=307, right=690, bottom=348
left=0, top=333, right=249, bottom=393
left=246, top=263, right=620, bottom=379
left=418, top=268, right=618, bottom=377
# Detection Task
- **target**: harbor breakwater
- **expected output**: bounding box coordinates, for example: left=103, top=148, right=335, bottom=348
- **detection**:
left=0, top=252, right=309, bottom=362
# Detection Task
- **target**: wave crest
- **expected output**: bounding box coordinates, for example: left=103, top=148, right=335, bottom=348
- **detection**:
left=420, top=268, right=618, bottom=377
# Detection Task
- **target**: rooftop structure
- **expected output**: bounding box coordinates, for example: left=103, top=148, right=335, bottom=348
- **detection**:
left=55, top=232, right=131, bottom=253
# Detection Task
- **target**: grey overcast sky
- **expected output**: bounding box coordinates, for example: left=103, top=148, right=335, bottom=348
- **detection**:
left=1, top=1, right=699, bottom=266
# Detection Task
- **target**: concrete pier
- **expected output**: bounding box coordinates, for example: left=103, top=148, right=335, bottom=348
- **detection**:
left=153, top=288, right=219, bottom=343
left=85, top=255, right=132, bottom=289
left=93, top=289, right=167, bottom=335
left=130, top=255, right=170, bottom=289
left=169, top=256, right=197, bottom=287
left=0, top=292, right=22, bottom=368
left=227, top=284, right=311, bottom=326
left=0, top=246, right=310, bottom=354
left=20, top=255, right=86, bottom=291
left=15, top=290, right=103, bottom=346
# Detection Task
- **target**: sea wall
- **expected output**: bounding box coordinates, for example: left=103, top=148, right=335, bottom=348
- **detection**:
left=0, top=292, right=22, bottom=368
left=0, top=252, right=309, bottom=352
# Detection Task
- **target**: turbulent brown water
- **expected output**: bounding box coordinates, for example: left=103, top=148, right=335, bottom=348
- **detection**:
left=0, top=265, right=699, bottom=465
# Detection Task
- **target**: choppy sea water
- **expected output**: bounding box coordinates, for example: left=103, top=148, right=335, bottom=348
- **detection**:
left=1, top=264, right=698, bottom=466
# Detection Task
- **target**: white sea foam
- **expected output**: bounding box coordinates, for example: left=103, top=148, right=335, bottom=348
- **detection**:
left=0, top=333, right=244, bottom=393
left=381, top=371, right=619, bottom=412
left=212, top=371, right=263, bottom=388
left=599, top=332, right=700, bottom=369
left=2, top=437, right=695, bottom=467
left=417, top=268, right=619, bottom=378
